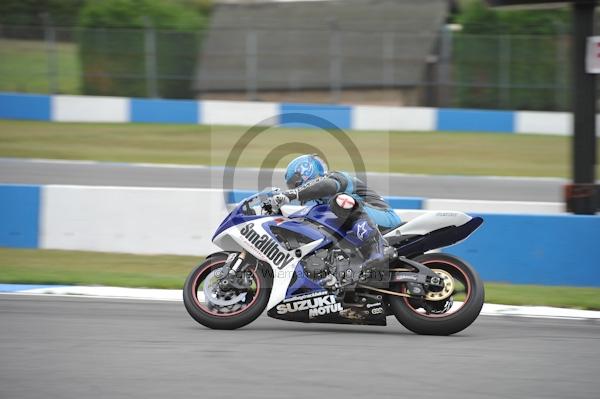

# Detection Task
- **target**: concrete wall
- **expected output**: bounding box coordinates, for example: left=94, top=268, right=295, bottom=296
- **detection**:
left=1, top=184, right=598, bottom=286
left=2, top=92, right=598, bottom=135
left=40, top=186, right=227, bottom=256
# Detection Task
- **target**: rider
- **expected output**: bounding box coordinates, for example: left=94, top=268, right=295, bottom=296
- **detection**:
left=269, top=154, right=401, bottom=283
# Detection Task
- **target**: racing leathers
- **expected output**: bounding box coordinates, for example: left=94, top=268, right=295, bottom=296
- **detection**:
left=274, top=171, right=401, bottom=284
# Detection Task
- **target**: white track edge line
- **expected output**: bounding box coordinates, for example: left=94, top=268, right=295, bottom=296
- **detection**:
left=1, top=290, right=598, bottom=321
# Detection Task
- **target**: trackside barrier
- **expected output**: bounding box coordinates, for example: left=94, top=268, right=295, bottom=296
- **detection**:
left=445, top=212, right=600, bottom=287
left=0, top=185, right=40, bottom=248
left=40, top=185, right=227, bottom=256
left=4, top=92, right=600, bottom=135
left=0, top=184, right=598, bottom=286
left=226, top=190, right=425, bottom=210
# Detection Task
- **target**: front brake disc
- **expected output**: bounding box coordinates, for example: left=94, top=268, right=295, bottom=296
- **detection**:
left=203, top=269, right=247, bottom=307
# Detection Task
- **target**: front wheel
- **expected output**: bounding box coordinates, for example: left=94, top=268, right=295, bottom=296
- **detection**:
left=388, top=253, right=484, bottom=335
left=183, top=253, right=271, bottom=330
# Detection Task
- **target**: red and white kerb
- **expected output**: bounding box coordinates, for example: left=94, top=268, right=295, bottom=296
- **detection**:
left=335, top=194, right=355, bottom=210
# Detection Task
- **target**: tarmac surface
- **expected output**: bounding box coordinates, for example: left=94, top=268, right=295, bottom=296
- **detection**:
left=1, top=295, right=598, bottom=399
left=0, top=157, right=570, bottom=202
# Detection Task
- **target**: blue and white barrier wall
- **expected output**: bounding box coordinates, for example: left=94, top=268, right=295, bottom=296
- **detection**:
left=1, top=184, right=227, bottom=256
left=1, top=183, right=598, bottom=287
left=2, top=92, right=598, bottom=135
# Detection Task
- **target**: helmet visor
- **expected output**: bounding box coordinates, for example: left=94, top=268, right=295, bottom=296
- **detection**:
left=286, top=172, right=304, bottom=189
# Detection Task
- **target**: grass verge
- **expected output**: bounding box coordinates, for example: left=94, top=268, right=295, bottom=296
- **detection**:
left=0, top=39, right=80, bottom=94
left=2, top=120, right=599, bottom=178
left=1, top=248, right=599, bottom=310
left=0, top=248, right=197, bottom=289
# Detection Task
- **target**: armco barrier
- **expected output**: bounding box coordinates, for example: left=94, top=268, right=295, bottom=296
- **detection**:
left=1, top=183, right=598, bottom=286
left=3, top=91, right=600, bottom=135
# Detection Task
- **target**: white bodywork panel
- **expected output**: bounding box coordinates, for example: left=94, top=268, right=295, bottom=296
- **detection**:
left=213, top=217, right=323, bottom=310
left=383, top=211, right=472, bottom=238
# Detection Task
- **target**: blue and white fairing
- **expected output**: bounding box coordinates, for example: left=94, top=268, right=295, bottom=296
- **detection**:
left=212, top=191, right=482, bottom=312
left=212, top=192, right=331, bottom=310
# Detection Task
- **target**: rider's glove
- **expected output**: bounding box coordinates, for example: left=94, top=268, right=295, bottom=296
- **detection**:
left=269, top=193, right=290, bottom=209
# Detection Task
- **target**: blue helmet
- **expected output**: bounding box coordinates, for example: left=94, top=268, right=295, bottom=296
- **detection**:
left=285, top=154, right=328, bottom=189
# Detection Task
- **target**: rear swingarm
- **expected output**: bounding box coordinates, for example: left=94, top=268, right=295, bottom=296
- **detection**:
left=358, top=256, right=445, bottom=298
left=391, top=256, right=443, bottom=286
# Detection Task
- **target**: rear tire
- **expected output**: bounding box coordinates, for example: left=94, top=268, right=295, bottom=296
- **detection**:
left=183, top=253, right=271, bottom=330
left=388, top=253, right=484, bottom=335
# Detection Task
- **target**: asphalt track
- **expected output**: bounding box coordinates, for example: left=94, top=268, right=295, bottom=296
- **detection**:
left=0, top=158, right=569, bottom=201
left=1, top=295, right=598, bottom=399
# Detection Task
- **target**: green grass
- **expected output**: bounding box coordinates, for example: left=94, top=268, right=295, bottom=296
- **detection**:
left=0, top=248, right=197, bottom=289
left=484, top=283, right=600, bottom=311
left=0, top=39, right=81, bottom=94
left=1, top=248, right=599, bottom=310
left=1, top=120, right=597, bottom=178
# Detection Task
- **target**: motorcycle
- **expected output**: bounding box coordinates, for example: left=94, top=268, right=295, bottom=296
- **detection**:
left=183, top=190, right=485, bottom=335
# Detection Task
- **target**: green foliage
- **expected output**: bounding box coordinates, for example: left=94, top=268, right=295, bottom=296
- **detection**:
left=177, top=0, right=213, bottom=15
left=0, top=0, right=86, bottom=26
left=78, top=0, right=207, bottom=30
left=454, top=1, right=570, bottom=34
left=452, top=1, right=570, bottom=110
left=77, top=0, right=209, bottom=98
left=0, top=0, right=211, bottom=27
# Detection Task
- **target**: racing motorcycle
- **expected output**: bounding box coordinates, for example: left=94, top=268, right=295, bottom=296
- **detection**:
left=183, top=190, right=485, bottom=335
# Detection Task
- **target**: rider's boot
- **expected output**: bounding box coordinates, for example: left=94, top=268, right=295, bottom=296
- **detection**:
left=360, top=233, right=396, bottom=288
left=344, top=216, right=394, bottom=287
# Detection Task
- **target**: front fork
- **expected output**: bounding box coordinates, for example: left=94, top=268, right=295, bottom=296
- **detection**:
left=216, top=251, right=253, bottom=291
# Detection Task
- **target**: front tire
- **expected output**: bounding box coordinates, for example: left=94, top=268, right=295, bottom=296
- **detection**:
left=183, top=253, right=271, bottom=330
left=388, top=253, right=484, bottom=335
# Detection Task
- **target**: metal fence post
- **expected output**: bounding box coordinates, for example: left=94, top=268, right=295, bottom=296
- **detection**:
left=438, top=26, right=453, bottom=107
left=329, top=20, right=342, bottom=104
left=143, top=17, right=158, bottom=98
left=245, top=30, right=258, bottom=101
left=382, top=31, right=395, bottom=87
left=424, top=54, right=438, bottom=107
left=42, top=13, right=58, bottom=94
left=555, top=34, right=567, bottom=111
left=499, top=35, right=511, bottom=109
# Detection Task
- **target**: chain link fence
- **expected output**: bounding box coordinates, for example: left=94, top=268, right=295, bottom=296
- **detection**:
left=0, top=24, right=571, bottom=111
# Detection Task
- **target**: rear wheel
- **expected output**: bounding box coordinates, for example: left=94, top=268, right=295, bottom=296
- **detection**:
left=183, top=253, right=270, bottom=330
left=388, top=253, right=484, bottom=335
